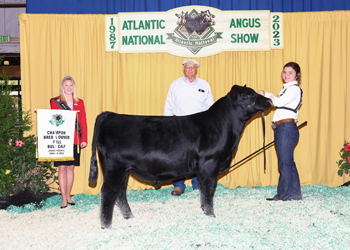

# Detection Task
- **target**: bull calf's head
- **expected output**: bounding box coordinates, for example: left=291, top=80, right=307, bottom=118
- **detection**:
left=230, top=85, right=272, bottom=117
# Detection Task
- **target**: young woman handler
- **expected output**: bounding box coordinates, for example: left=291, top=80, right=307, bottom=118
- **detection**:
left=50, top=75, right=88, bottom=208
left=257, top=62, right=303, bottom=201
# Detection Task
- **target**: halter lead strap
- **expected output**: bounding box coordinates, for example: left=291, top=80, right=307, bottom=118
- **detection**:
left=262, top=112, right=266, bottom=173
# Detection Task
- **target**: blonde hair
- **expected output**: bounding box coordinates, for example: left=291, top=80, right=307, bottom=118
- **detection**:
left=60, top=75, right=79, bottom=102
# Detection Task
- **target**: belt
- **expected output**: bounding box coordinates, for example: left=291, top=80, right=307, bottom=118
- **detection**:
left=272, top=118, right=295, bottom=128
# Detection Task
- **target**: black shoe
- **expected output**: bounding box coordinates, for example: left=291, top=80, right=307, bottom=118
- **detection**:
left=266, top=198, right=275, bottom=201
left=60, top=205, right=67, bottom=209
left=68, top=202, right=76, bottom=206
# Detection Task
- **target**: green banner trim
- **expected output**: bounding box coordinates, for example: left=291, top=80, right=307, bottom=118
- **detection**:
left=167, top=32, right=223, bottom=48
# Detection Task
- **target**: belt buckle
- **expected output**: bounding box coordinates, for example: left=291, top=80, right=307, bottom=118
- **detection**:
left=272, top=122, right=276, bottom=128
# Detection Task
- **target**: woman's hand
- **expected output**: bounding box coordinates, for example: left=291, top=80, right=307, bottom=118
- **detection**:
left=257, top=90, right=265, bottom=96
left=80, top=142, right=87, bottom=149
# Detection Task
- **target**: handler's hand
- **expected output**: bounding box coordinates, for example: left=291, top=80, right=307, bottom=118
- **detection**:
left=80, top=142, right=87, bottom=149
left=257, top=90, right=265, bottom=96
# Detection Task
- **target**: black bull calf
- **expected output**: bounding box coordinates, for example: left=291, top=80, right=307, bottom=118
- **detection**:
left=89, top=85, right=272, bottom=229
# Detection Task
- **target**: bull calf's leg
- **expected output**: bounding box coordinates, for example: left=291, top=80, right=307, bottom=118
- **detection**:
left=100, top=166, right=133, bottom=229
left=115, top=171, right=134, bottom=219
left=196, top=174, right=205, bottom=210
left=100, top=183, right=118, bottom=229
left=198, top=175, right=217, bottom=218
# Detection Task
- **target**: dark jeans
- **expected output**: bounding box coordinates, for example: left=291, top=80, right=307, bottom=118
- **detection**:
left=273, top=122, right=302, bottom=201
left=173, top=176, right=198, bottom=190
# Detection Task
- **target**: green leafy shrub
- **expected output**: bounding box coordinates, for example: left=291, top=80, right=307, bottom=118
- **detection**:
left=0, top=56, right=58, bottom=197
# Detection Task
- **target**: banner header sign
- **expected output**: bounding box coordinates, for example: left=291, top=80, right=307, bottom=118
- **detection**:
left=106, top=6, right=283, bottom=57
left=37, top=109, right=76, bottom=161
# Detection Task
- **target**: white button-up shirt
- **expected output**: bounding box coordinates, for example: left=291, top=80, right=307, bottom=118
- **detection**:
left=264, top=81, right=302, bottom=122
left=164, top=76, right=214, bottom=116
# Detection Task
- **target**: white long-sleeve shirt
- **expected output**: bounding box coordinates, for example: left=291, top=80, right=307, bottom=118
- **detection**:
left=264, top=81, right=302, bottom=122
left=164, top=76, right=214, bottom=116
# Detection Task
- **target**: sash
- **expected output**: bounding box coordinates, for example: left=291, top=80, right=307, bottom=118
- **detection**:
left=50, top=97, right=82, bottom=140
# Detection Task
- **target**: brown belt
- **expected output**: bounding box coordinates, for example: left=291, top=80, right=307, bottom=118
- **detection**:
left=274, top=118, right=295, bottom=126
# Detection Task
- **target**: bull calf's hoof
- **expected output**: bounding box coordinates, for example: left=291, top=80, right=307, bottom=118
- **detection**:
left=205, top=212, right=216, bottom=218
left=123, top=214, right=135, bottom=220
left=204, top=210, right=216, bottom=218
left=101, top=224, right=112, bottom=229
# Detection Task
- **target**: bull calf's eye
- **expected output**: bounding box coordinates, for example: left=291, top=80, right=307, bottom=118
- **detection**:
left=241, top=94, right=249, bottom=99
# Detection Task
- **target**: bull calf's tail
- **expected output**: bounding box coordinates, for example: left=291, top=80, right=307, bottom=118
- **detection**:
left=88, top=112, right=106, bottom=183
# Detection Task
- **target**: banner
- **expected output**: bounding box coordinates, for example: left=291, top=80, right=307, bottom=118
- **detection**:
left=106, top=6, right=283, bottom=57
left=36, top=109, right=76, bottom=161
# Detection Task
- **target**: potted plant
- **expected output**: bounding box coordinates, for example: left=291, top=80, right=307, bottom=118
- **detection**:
left=337, top=141, right=350, bottom=177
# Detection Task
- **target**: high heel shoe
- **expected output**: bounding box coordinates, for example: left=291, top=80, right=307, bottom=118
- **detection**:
left=67, top=202, right=75, bottom=206
left=60, top=205, right=67, bottom=209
